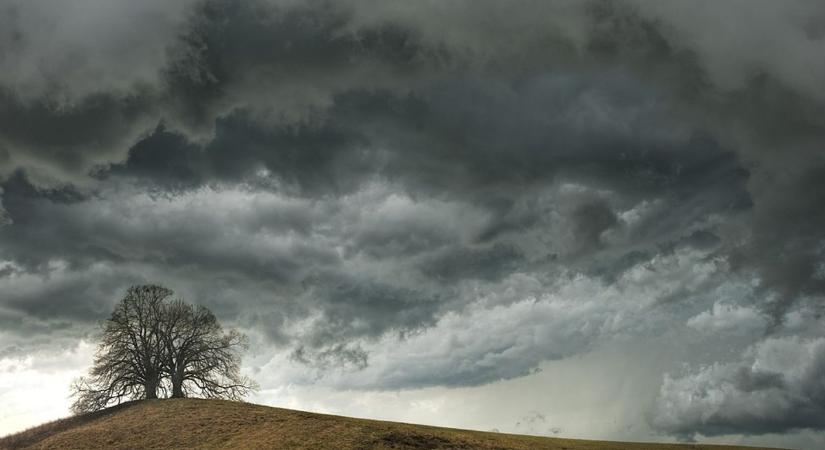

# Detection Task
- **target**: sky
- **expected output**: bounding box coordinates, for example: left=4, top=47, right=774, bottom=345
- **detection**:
left=1, top=0, right=824, bottom=448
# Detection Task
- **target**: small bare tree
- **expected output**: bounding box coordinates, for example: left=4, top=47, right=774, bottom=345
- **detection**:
left=71, top=284, right=255, bottom=414
left=71, top=285, right=170, bottom=413
left=161, top=299, right=256, bottom=399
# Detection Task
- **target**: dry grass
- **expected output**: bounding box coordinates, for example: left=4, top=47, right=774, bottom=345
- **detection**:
left=0, top=399, right=784, bottom=450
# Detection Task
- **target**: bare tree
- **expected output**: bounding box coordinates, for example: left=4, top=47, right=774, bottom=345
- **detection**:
left=161, top=299, right=256, bottom=399
left=71, top=285, right=171, bottom=413
left=70, top=284, right=255, bottom=414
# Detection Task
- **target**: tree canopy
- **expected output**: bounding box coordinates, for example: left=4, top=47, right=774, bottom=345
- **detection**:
left=71, top=285, right=256, bottom=413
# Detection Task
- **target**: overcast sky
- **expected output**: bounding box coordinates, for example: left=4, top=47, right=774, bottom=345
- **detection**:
left=1, top=0, right=825, bottom=448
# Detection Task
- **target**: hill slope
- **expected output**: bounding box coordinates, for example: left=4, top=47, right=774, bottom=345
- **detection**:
left=0, top=399, right=782, bottom=450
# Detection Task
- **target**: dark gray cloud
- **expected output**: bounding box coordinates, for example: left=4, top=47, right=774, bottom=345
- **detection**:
left=291, top=343, right=369, bottom=371
left=0, top=188, right=9, bottom=226
left=1, top=0, right=824, bottom=442
left=421, top=243, right=524, bottom=283
left=0, top=88, right=158, bottom=187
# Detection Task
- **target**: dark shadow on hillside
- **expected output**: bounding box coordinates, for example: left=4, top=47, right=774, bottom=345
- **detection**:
left=0, top=401, right=142, bottom=450
left=378, top=430, right=469, bottom=449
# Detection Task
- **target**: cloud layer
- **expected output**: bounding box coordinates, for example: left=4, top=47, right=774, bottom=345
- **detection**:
left=1, top=0, right=824, bottom=444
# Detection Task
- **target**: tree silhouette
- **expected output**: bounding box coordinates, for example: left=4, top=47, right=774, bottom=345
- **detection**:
left=161, top=299, right=255, bottom=400
left=71, top=285, right=255, bottom=413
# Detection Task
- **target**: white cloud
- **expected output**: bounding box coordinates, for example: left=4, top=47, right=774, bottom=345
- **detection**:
left=653, top=336, right=825, bottom=437
left=0, top=341, right=94, bottom=435
left=687, top=302, right=768, bottom=336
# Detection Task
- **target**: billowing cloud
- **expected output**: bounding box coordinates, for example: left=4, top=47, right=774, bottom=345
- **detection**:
left=653, top=336, right=825, bottom=437
left=686, top=302, right=768, bottom=336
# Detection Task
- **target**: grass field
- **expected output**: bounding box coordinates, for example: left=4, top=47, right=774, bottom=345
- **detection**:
left=0, top=399, right=784, bottom=450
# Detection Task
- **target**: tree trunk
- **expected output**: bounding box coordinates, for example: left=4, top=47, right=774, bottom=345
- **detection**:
left=145, top=372, right=159, bottom=399
left=171, top=368, right=185, bottom=398
left=145, top=381, right=158, bottom=399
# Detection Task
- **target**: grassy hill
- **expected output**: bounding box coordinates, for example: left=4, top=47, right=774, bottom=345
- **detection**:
left=0, top=399, right=783, bottom=450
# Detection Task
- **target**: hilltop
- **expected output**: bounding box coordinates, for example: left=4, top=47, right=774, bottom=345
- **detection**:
left=0, top=399, right=782, bottom=450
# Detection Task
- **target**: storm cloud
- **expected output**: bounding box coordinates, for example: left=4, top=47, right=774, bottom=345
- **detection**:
left=653, top=336, right=825, bottom=438
left=1, top=0, right=824, bottom=446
